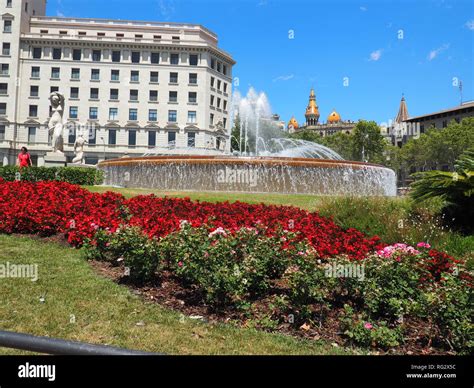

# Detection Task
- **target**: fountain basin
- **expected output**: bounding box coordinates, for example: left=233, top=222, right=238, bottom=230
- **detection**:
left=98, top=155, right=397, bottom=196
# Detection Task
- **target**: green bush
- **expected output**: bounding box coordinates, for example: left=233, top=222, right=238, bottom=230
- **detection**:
left=0, top=166, right=103, bottom=185
left=84, top=225, right=161, bottom=283
left=159, top=224, right=299, bottom=307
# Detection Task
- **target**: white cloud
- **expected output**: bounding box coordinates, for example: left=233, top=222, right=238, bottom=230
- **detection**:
left=428, top=43, right=449, bottom=61
left=257, top=0, right=268, bottom=6
left=369, top=49, right=382, bottom=61
left=273, top=74, right=294, bottom=82
left=465, top=20, right=474, bottom=30
left=360, top=6, right=367, bottom=11
left=56, top=11, right=64, bottom=17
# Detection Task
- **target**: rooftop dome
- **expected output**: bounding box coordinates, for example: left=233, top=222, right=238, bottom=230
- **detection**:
left=327, top=110, right=341, bottom=123
left=288, top=116, right=299, bottom=129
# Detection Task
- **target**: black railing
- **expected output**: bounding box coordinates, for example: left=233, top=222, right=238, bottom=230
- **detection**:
left=0, top=330, right=159, bottom=355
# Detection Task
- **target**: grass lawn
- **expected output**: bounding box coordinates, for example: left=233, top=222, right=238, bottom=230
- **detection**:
left=0, top=234, right=349, bottom=355
left=85, top=185, right=327, bottom=210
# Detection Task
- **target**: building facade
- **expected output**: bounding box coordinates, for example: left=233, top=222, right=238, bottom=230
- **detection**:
left=287, top=88, right=356, bottom=136
left=0, top=0, right=235, bottom=165
left=388, top=95, right=474, bottom=147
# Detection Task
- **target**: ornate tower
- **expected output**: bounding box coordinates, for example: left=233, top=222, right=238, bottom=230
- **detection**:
left=305, top=88, right=320, bottom=127
left=395, top=94, right=409, bottom=123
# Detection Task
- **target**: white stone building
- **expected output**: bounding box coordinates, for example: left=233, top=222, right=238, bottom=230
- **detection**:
left=0, top=0, right=235, bottom=165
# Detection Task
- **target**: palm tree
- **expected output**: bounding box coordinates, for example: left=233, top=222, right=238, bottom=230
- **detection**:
left=410, top=149, right=474, bottom=233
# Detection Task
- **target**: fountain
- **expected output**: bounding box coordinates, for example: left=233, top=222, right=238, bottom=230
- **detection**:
left=98, top=88, right=397, bottom=196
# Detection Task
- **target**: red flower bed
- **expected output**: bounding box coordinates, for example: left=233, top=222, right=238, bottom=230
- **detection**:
left=0, top=179, right=384, bottom=259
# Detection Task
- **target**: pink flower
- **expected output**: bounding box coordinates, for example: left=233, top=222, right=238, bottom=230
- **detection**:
left=364, top=322, right=373, bottom=330
left=417, top=242, right=431, bottom=249
left=178, top=261, right=183, bottom=267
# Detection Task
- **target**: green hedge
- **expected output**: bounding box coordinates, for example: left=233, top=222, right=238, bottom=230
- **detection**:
left=0, top=166, right=104, bottom=186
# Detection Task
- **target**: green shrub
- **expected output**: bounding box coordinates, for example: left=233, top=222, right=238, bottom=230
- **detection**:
left=84, top=226, right=161, bottom=283
left=0, top=166, right=103, bottom=185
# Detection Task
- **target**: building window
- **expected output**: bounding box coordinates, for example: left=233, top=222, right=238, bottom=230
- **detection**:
left=210, top=95, right=215, bottom=106
left=71, top=68, right=80, bottom=79
left=2, top=43, right=10, bottom=56
left=210, top=77, right=215, bottom=88
left=29, top=105, right=38, bottom=117
left=187, top=132, right=196, bottom=147
left=168, top=110, right=177, bottom=122
left=6, top=0, right=12, bottom=7
left=68, top=127, right=76, bottom=144
left=131, top=51, right=140, bottom=63
left=169, top=72, right=178, bottom=84
left=110, top=88, right=119, bottom=100
left=112, top=50, right=121, bottom=62
left=89, top=107, right=98, bottom=120
left=0, top=125, right=5, bottom=140
left=111, top=69, right=120, bottom=81
left=52, top=48, right=62, bottom=60
left=188, top=92, right=197, bottom=103
left=72, top=49, right=82, bottom=61
left=1, top=63, right=9, bottom=75
left=31, top=66, right=40, bottom=78
left=130, top=90, right=138, bottom=101
left=69, top=106, right=78, bottom=119
left=149, top=90, right=158, bottom=102
left=172, top=36, right=180, bottom=42
left=170, top=53, right=179, bottom=65
left=0, top=102, right=6, bottom=115
left=169, top=91, right=177, bottom=103
left=442, top=120, right=448, bottom=128
left=30, top=85, right=39, bottom=97
left=210, top=113, right=214, bottom=125
left=223, top=100, right=227, bottom=111
left=90, top=88, right=99, bottom=99
left=189, top=73, right=197, bottom=84
left=151, top=52, right=160, bottom=64
left=128, top=130, right=137, bottom=146
left=150, top=71, right=159, bottom=83
left=130, top=70, right=139, bottom=82
left=59, top=30, right=67, bottom=35
left=70, top=87, right=79, bottom=99
left=91, top=69, right=100, bottom=81
left=108, top=129, right=117, bottom=145
left=223, top=65, right=227, bottom=75
left=223, top=118, right=227, bottom=128
left=0, top=83, right=8, bottom=95
left=50, top=86, right=58, bottom=93
left=28, top=127, right=36, bottom=143
left=217, top=62, right=221, bottom=72
left=92, top=50, right=101, bottom=62
left=3, top=20, right=12, bottom=33
left=51, top=67, right=60, bottom=79
left=187, top=111, right=196, bottom=123
left=223, top=83, right=228, bottom=93
left=149, top=109, right=157, bottom=122
left=109, top=108, right=118, bottom=121
left=189, top=54, right=198, bottom=66
left=217, top=80, right=221, bottom=90
left=211, top=58, right=216, bottom=69
left=217, top=98, right=221, bottom=108
left=88, top=127, right=97, bottom=144
left=33, top=47, right=42, bottom=59
left=148, top=130, right=156, bottom=146
left=129, top=108, right=137, bottom=121
left=168, top=131, right=176, bottom=147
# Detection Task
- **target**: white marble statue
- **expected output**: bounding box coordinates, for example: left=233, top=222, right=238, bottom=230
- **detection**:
left=72, top=131, right=87, bottom=164
left=48, top=92, right=65, bottom=154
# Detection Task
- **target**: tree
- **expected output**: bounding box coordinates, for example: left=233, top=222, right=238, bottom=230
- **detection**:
left=410, top=149, right=474, bottom=233
left=352, top=120, right=386, bottom=163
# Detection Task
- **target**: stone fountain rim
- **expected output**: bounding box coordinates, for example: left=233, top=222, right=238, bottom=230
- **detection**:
left=98, top=155, right=391, bottom=170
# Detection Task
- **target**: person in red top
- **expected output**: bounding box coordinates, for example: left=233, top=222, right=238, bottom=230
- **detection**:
left=17, top=147, right=33, bottom=168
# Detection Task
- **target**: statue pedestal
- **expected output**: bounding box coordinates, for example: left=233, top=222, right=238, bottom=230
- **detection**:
left=44, top=152, right=67, bottom=168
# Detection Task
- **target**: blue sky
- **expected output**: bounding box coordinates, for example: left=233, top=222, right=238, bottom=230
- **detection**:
left=49, top=0, right=473, bottom=125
